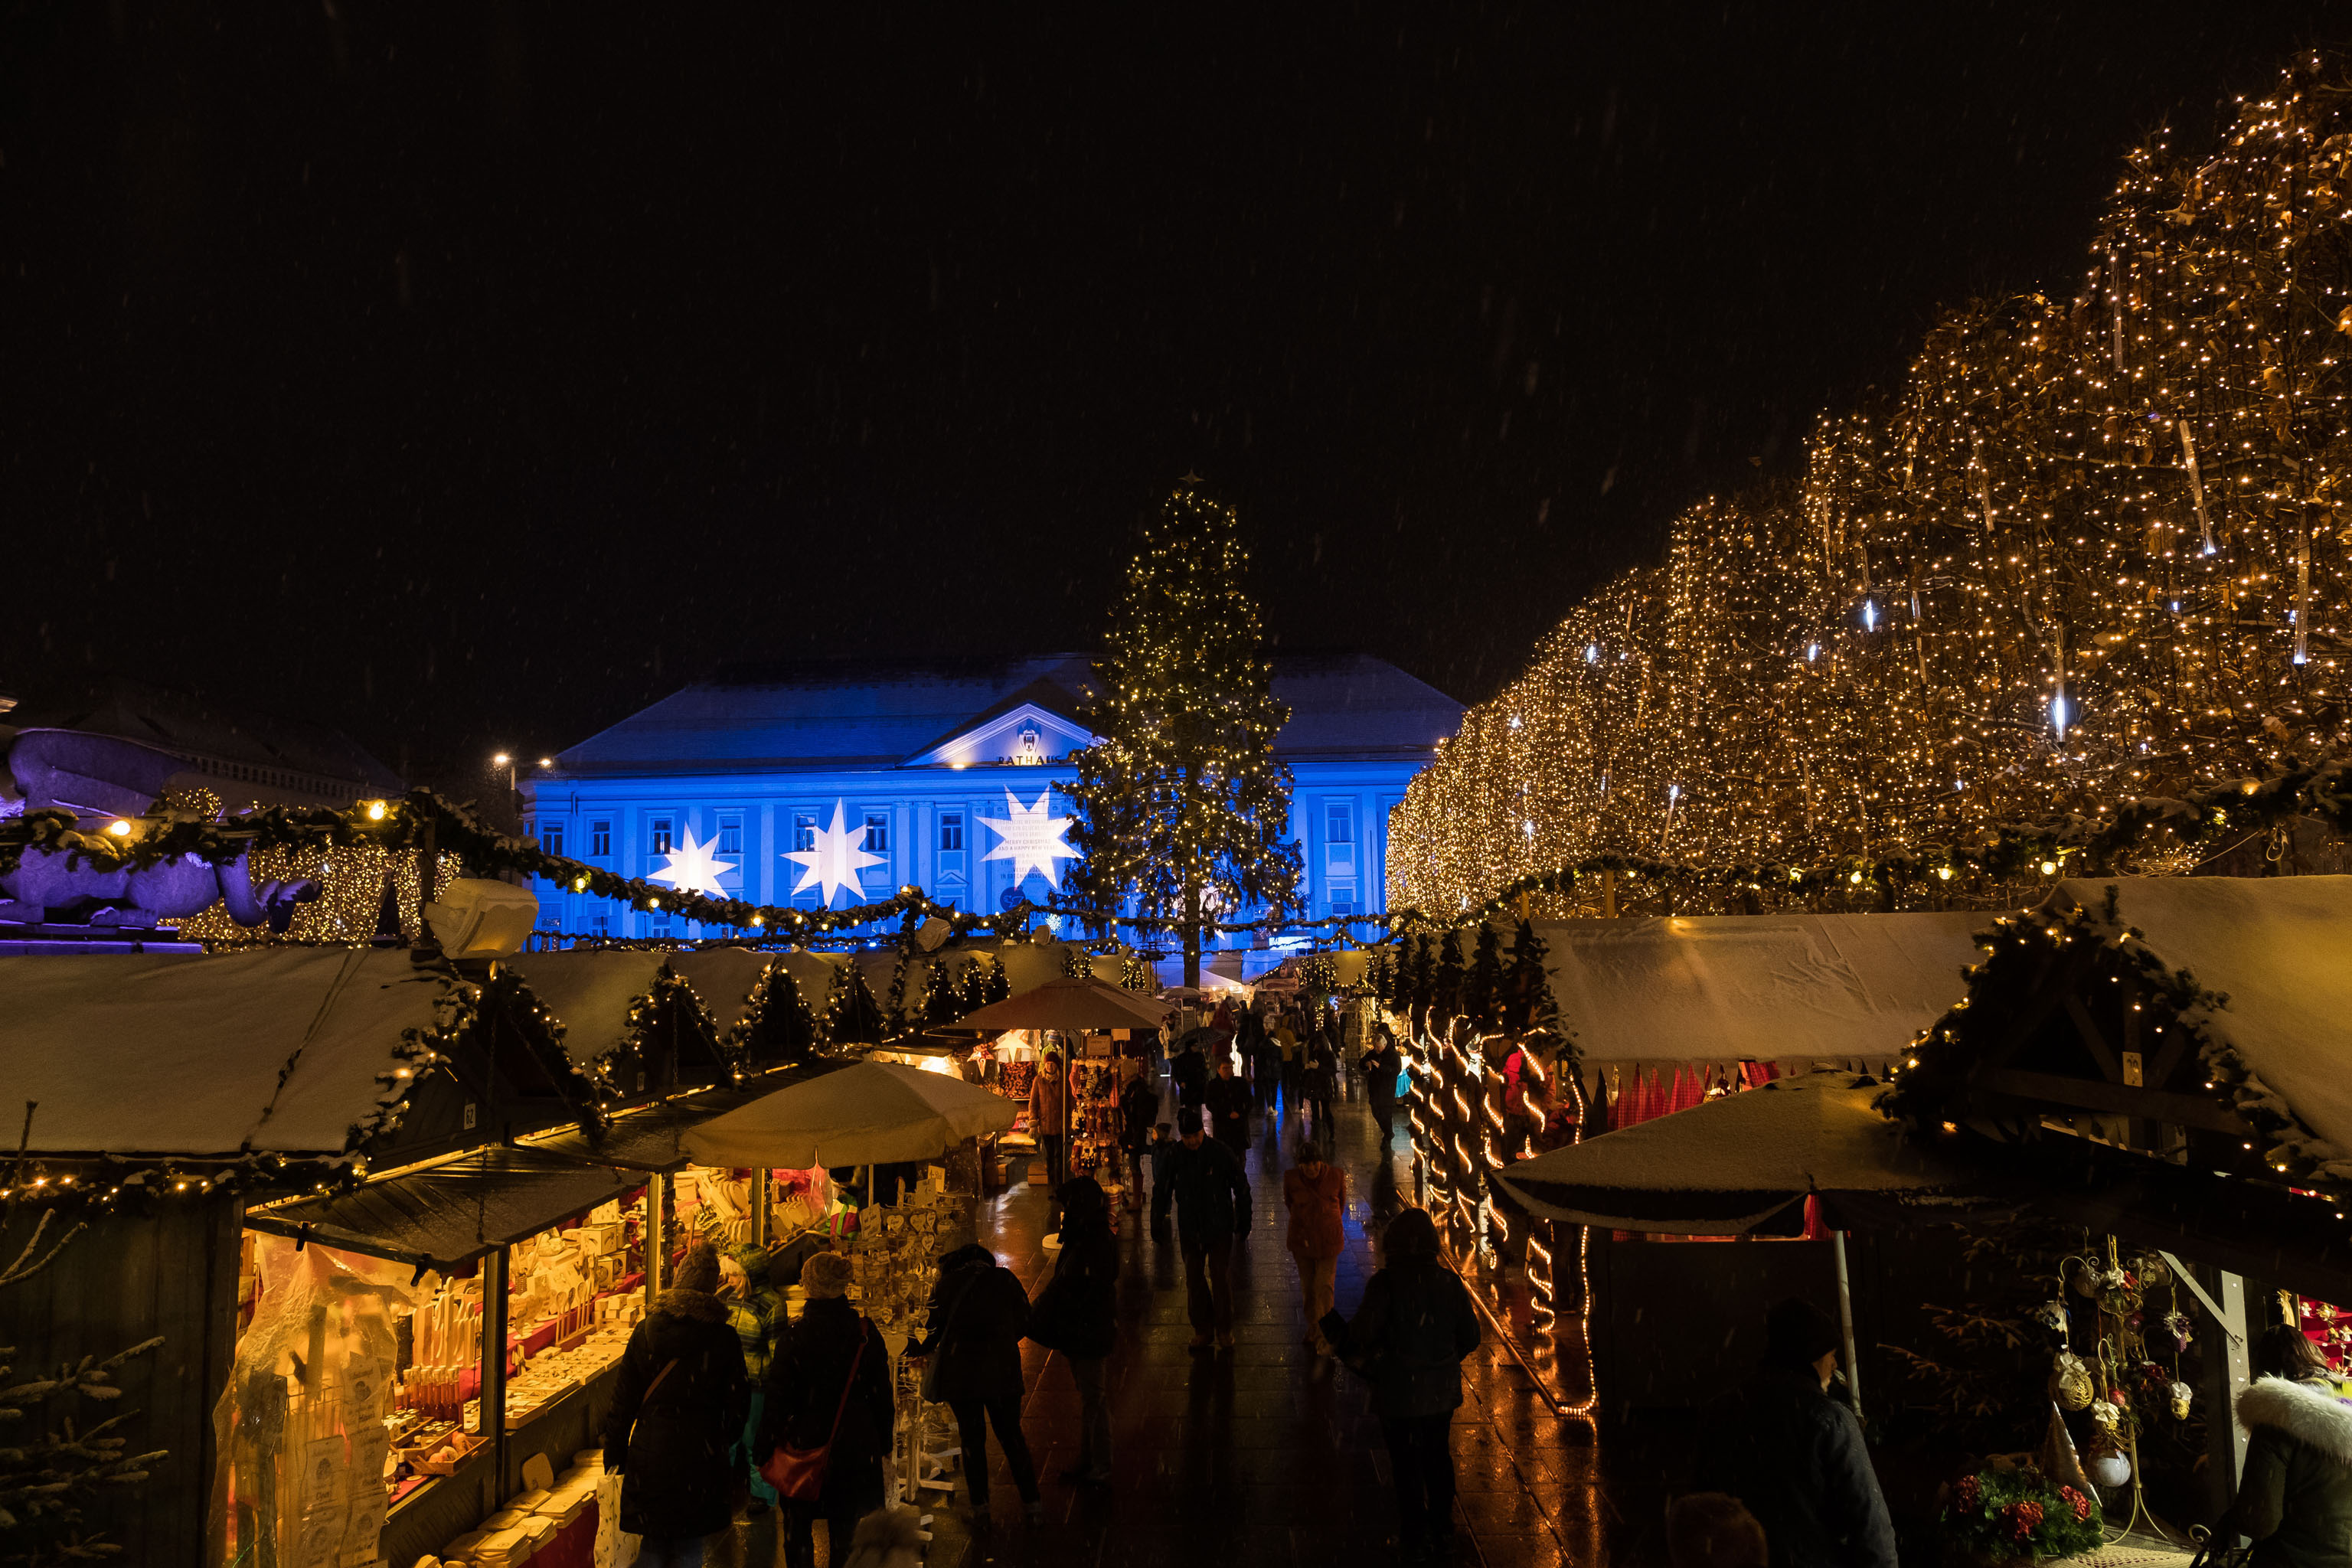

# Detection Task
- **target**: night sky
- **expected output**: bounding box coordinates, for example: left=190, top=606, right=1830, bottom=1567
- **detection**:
left=0, top=3, right=2331, bottom=782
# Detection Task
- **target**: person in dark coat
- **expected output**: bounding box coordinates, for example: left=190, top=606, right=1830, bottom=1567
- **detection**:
left=1118, top=1066, right=1158, bottom=1210
left=1171, top=1037, right=1209, bottom=1111
left=916, top=1243, right=1042, bottom=1526
left=1694, top=1297, right=1895, bottom=1568
left=759, top=1250, right=892, bottom=1568
left=1034, top=1177, right=1120, bottom=1485
left=1252, top=1019, right=1283, bottom=1116
left=1204, top=1056, right=1253, bottom=1153
left=1335, top=1208, right=1483, bottom=1559
left=2219, top=1325, right=2352, bottom=1568
left=1152, top=1108, right=1252, bottom=1350
left=601, top=1243, right=750, bottom=1566
left=1362, top=1025, right=1403, bottom=1146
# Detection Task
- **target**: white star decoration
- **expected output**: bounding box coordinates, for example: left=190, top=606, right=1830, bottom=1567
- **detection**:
left=646, top=825, right=736, bottom=900
left=981, top=788, right=1080, bottom=888
left=784, top=801, right=884, bottom=906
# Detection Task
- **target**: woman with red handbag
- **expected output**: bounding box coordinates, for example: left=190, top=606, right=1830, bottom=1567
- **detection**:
left=759, top=1251, right=893, bottom=1568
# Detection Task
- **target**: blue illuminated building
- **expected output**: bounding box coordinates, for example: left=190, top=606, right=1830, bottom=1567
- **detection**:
left=519, top=654, right=1461, bottom=959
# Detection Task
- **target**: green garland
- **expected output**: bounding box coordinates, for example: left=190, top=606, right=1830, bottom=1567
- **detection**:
left=1879, top=890, right=2352, bottom=1190
left=9, top=750, right=2350, bottom=952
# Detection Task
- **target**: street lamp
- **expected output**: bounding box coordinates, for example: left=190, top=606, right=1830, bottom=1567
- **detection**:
left=491, top=753, right=517, bottom=795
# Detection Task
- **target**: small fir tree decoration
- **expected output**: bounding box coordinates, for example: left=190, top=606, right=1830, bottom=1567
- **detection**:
left=1431, top=929, right=1467, bottom=1031
left=822, top=963, right=887, bottom=1047
left=1462, top=924, right=1507, bottom=1034
left=1403, top=934, right=1436, bottom=1039
left=1069, top=479, right=1303, bottom=986
left=743, top=964, right=821, bottom=1061
left=924, top=959, right=972, bottom=1031
left=1501, top=920, right=1557, bottom=1036
left=884, top=952, right=914, bottom=1037
left=980, top=953, right=1011, bottom=1006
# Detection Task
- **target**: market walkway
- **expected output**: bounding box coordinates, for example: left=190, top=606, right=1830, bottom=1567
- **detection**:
left=930, top=1064, right=1607, bottom=1568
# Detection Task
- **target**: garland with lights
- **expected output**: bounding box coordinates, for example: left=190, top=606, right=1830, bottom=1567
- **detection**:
left=1394, top=51, right=2352, bottom=921
left=1879, top=890, right=2352, bottom=1188
left=19, top=743, right=2352, bottom=964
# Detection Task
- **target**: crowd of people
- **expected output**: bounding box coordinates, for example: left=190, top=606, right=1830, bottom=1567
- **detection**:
left=594, top=995, right=1487, bottom=1566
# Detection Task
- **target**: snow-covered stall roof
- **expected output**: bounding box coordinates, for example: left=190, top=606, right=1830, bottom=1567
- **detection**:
left=2052, top=875, right=2352, bottom=1174
left=668, top=947, right=776, bottom=1034
left=5, top=947, right=455, bottom=1158
left=503, top=950, right=671, bottom=1066
left=1534, top=911, right=1987, bottom=1071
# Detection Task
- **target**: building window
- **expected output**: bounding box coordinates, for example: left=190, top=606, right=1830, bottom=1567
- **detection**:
left=1327, top=802, right=1354, bottom=844
left=590, top=820, right=612, bottom=858
left=541, top=822, right=564, bottom=858
left=649, top=817, right=674, bottom=857
left=939, top=813, right=963, bottom=851
left=1330, top=886, right=1357, bottom=917
left=590, top=913, right=610, bottom=936
left=864, top=814, right=889, bottom=853
left=793, top=814, right=817, bottom=852
left=717, top=815, right=743, bottom=856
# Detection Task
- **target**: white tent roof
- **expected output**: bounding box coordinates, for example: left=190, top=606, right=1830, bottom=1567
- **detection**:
left=4, top=947, right=455, bottom=1158
left=504, top=950, right=670, bottom=1065
left=2053, top=875, right=2352, bottom=1174
left=667, top=947, right=776, bottom=1033
left=1534, top=911, right=1986, bottom=1070
left=682, top=1060, right=1017, bottom=1167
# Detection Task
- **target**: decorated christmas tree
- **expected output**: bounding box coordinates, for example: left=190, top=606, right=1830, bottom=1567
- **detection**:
left=1070, top=480, right=1303, bottom=986
left=822, top=962, right=886, bottom=1047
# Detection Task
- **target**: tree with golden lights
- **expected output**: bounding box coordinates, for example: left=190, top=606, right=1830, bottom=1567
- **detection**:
left=1068, top=481, right=1302, bottom=985
left=1394, top=51, right=2352, bottom=917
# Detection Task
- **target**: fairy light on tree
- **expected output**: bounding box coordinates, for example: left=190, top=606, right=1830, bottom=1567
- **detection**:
left=1068, top=478, right=1303, bottom=985
left=1394, top=51, right=2352, bottom=916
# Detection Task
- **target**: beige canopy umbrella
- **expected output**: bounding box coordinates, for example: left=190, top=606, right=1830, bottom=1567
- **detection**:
left=939, top=975, right=1171, bottom=1034
left=1494, top=1071, right=1976, bottom=1235
left=1494, top=1071, right=1992, bottom=1413
left=681, top=1060, right=1017, bottom=1168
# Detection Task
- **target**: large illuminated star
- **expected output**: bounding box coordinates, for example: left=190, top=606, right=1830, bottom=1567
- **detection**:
left=980, top=788, right=1080, bottom=888
left=647, top=825, right=735, bottom=899
left=784, top=801, right=884, bottom=906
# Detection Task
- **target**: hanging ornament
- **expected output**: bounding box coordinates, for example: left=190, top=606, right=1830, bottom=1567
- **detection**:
left=2053, top=1351, right=2097, bottom=1410
left=2169, top=1380, right=2194, bottom=1419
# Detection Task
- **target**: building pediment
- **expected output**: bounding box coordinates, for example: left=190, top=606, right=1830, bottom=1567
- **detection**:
left=903, top=684, right=1098, bottom=769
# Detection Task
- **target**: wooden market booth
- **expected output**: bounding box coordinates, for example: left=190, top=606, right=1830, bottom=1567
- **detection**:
left=1408, top=910, right=1989, bottom=1418
left=0, top=942, right=839, bottom=1567
left=1882, top=874, right=2352, bottom=1527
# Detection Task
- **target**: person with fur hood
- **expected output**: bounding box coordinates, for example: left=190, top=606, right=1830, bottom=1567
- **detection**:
left=601, top=1243, right=750, bottom=1567
left=2220, top=1325, right=2352, bottom=1568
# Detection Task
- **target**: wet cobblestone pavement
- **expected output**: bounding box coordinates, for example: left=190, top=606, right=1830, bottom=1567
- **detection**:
left=937, top=1067, right=1606, bottom=1568
left=710, top=1063, right=1627, bottom=1568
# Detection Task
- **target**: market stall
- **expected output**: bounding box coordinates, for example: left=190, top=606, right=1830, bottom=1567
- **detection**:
left=1881, top=874, right=2352, bottom=1536
left=0, top=942, right=843, bottom=1566
left=1393, top=910, right=1987, bottom=1417
left=684, top=1061, right=1021, bottom=1513
left=936, top=976, right=1171, bottom=1197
